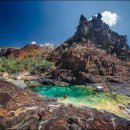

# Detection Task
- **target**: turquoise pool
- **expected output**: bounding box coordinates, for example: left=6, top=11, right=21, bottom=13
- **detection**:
left=30, top=85, right=130, bottom=118
left=30, top=85, right=95, bottom=98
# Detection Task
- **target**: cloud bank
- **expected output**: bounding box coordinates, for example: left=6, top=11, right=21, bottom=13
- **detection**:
left=101, top=11, right=118, bottom=27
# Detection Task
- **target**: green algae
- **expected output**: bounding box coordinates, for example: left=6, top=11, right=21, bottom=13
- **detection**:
left=30, top=85, right=130, bottom=118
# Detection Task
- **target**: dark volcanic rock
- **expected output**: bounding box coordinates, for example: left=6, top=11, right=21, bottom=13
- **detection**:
left=65, top=13, right=130, bottom=61
left=47, top=13, right=130, bottom=84
left=48, top=44, right=130, bottom=84
left=48, top=13, right=130, bottom=61
left=0, top=80, right=130, bottom=130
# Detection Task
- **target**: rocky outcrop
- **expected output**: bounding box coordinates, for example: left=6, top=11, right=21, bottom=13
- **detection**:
left=65, top=13, right=130, bottom=61
left=0, top=47, right=19, bottom=57
left=9, top=44, right=49, bottom=59
left=0, top=44, right=54, bottom=59
left=49, top=13, right=130, bottom=61
left=48, top=44, right=130, bottom=84
left=0, top=80, right=130, bottom=130
left=47, top=13, right=130, bottom=84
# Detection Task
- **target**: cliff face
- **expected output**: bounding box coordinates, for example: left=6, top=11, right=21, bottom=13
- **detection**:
left=0, top=80, right=130, bottom=130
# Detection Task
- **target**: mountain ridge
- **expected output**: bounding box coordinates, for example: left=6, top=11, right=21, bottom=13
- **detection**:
left=0, top=44, right=54, bottom=59
left=52, top=13, right=130, bottom=61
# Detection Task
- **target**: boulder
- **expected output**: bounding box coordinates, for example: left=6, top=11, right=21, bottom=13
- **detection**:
left=10, top=80, right=28, bottom=89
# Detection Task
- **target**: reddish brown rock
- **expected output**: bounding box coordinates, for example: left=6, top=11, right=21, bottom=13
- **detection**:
left=0, top=80, right=130, bottom=130
left=47, top=13, right=130, bottom=84
left=0, top=44, right=54, bottom=59
left=10, top=44, right=42, bottom=58
left=64, top=13, right=130, bottom=61
left=48, top=44, right=130, bottom=84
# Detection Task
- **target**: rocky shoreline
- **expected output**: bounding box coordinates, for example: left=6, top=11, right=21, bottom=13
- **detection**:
left=0, top=80, right=130, bottom=130
left=1, top=71, right=130, bottom=96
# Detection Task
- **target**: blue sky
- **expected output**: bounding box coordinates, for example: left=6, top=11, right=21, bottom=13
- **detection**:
left=0, top=1, right=130, bottom=47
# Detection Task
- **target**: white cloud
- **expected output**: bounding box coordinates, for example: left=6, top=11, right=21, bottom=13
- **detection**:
left=40, top=42, right=55, bottom=49
left=31, top=41, right=37, bottom=45
left=30, top=41, right=57, bottom=49
left=101, top=11, right=118, bottom=27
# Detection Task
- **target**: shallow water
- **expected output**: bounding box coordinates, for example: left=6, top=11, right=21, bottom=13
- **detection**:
left=31, top=85, right=95, bottom=98
left=31, top=85, right=130, bottom=118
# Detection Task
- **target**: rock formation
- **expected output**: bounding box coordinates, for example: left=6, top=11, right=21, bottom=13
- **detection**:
left=0, top=44, right=54, bottom=59
left=0, top=47, right=19, bottom=57
left=48, top=44, right=130, bottom=84
left=47, top=13, right=130, bottom=84
left=9, top=44, right=49, bottom=59
left=0, top=80, right=130, bottom=130
left=65, top=13, right=130, bottom=61
left=49, top=13, right=130, bottom=60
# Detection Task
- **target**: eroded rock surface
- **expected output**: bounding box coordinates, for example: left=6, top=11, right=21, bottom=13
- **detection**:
left=47, top=13, right=130, bottom=84
left=0, top=80, right=130, bottom=130
left=48, top=44, right=130, bottom=84
left=64, top=13, right=130, bottom=61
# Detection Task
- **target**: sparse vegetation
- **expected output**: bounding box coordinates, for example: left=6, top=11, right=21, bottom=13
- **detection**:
left=0, top=56, right=55, bottom=74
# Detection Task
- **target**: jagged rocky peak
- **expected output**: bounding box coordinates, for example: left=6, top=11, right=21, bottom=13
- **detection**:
left=97, top=13, right=102, bottom=19
left=79, top=15, right=88, bottom=24
left=73, top=13, right=110, bottom=42
left=75, top=15, right=89, bottom=40
left=65, top=13, right=130, bottom=61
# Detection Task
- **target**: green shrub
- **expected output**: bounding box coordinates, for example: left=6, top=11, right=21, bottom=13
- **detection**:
left=0, top=56, right=55, bottom=75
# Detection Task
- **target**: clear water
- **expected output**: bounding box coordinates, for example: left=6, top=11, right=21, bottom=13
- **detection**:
left=30, top=85, right=130, bottom=118
left=30, top=85, right=94, bottom=98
